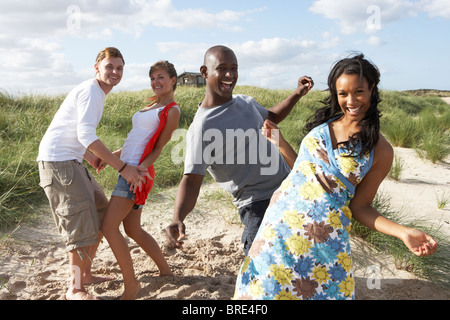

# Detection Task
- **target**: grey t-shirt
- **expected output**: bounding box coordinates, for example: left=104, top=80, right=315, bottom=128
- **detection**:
left=184, top=94, right=290, bottom=208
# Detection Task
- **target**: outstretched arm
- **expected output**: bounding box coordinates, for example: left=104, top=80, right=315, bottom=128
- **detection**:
left=350, top=137, right=438, bottom=257
left=261, top=119, right=297, bottom=169
left=165, top=173, right=204, bottom=249
left=267, top=76, right=314, bottom=124
left=88, top=139, right=150, bottom=194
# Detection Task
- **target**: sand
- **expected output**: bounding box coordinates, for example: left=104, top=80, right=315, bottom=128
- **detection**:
left=441, top=97, right=450, bottom=105
left=1, top=147, right=449, bottom=301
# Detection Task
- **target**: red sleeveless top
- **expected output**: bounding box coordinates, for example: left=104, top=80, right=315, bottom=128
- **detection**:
left=134, top=102, right=178, bottom=205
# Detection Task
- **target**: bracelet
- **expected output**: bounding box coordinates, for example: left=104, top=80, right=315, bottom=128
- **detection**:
left=118, top=162, right=128, bottom=173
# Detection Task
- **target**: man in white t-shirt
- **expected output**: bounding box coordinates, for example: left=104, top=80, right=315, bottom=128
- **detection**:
left=37, top=47, right=149, bottom=300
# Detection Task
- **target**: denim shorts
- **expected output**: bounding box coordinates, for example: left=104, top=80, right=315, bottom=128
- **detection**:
left=111, top=175, right=143, bottom=209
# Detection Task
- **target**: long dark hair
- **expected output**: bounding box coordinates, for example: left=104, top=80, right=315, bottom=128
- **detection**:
left=306, top=53, right=381, bottom=157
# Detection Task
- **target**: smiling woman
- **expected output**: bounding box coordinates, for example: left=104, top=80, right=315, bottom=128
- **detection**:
left=336, top=74, right=372, bottom=118
left=233, top=53, right=438, bottom=301
left=306, top=53, right=382, bottom=158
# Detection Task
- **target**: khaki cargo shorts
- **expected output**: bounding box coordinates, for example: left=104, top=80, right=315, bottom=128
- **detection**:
left=38, top=160, right=108, bottom=252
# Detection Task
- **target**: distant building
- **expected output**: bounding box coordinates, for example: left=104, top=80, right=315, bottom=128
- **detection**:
left=177, top=72, right=205, bottom=87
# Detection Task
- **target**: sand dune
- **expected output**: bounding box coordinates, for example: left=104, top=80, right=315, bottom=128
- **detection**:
left=1, top=147, right=449, bottom=301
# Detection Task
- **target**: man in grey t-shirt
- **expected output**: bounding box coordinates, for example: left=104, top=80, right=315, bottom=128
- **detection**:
left=165, top=45, right=314, bottom=254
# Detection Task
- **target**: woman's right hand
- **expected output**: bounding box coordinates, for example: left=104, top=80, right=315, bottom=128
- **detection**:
left=262, top=119, right=298, bottom=169
left=261, top=119, right=283, bottom=147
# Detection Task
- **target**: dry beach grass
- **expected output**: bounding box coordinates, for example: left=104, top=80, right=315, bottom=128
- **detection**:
left=1, top=147, right=449, bottom=300
left=0, top=92, right=448, bottom=301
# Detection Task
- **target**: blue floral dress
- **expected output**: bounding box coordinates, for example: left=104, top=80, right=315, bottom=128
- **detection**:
left=234, top=119, right=374, bottom=300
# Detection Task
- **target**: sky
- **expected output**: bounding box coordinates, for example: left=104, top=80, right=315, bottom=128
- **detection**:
left=0, top=0, right=449, bottom=96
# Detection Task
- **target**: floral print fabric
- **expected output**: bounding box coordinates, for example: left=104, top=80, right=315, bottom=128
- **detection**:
left=234, top=120, right=374, bottom=300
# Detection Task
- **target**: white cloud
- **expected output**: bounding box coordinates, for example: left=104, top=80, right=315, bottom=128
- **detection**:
left=320, top=32, right=341, bottom=49
left=421, top=0, right=450, bottom=19
left=237, top=38, right=317, bottom=63
left=1, top=1, right=447, bottom=94
left=0, top=0, right=263, bottom=38
left=154, top=38, right=337, bottom=90
left=309, top=0, right=419, bottom=34
left=0, top=0, right=262, bottom=94
left=71, top=0, right=263, bottom=37
left=366, top=35, right=385, bottom=46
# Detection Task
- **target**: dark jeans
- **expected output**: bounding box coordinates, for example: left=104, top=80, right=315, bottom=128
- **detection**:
left=238, top=199, right=271, bottom=255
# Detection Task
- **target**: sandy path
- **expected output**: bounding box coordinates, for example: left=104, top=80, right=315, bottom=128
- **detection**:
left=441, top=97, right=450, bottom=105
left=1, top=148, right=449, bottom=301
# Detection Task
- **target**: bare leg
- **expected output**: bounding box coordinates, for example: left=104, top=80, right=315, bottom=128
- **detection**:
left=66, top=250, right=99, bottom=300
left=102, top=196, right=141, bottom=300
left=82, top=232, right=115, bottom=285
left=83, top=175, right=114, bottom=285
left=123, top=208, right=174, bottom=277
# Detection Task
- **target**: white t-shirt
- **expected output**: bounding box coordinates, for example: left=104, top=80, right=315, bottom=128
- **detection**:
left=37, top=79, right=106, bottom=163
left=120, top=104, right=180, bottom=166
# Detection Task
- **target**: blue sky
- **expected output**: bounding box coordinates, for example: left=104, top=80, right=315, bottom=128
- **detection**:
left=0, top=0, right=449, bottom=95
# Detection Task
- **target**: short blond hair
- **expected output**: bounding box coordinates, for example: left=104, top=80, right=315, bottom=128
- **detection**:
left=95, top=47, right=125, bottom=65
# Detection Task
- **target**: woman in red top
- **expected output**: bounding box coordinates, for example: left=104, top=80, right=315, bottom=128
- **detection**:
left=101, top=61, right=180, bottom=300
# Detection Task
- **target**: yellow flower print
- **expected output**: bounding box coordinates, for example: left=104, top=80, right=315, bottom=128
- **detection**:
left=338, top=157, right=357, bottom=175
left=337, top=252, right=352, bottom=272
left=312, top=266, right=330, bottom=284
left=339, top=275, right=355, bottom=297
left=283, top=210, right=305, bottom=230
left=303, top=136, right=320, bottom=154
left=336, top=179, right=346, bottom=190
left=280, top=178, right=291, bottom=192
left=249, top=280, right=264, bottom=298
left=342, top=205, right=352, bottom=221
left=345, top=224, right=352, bottom=234
left=275, top=289, right=301, bottom=300
left=269, top=264, right=294, bottom=286
left=241, top=256, right=251, bottom=274
left=284, top=234, right=312, bottom=256
left=299, top=180, right=323, bottom=200
left=327, top=211, right=342, bottom=229
left=342, top=205, right=353, bottom=233
left=298, top=161, right=316, bottom=178
left=262, top=224, right=276, bottom=241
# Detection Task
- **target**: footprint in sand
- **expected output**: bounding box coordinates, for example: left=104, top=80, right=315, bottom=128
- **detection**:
left=9, top=280, right=27, bottom=297
left=175, top=283, right=206, bottom=299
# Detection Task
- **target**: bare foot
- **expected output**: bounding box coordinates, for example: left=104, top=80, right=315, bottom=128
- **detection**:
left=84, top=274, right=115, bottom=285
left=121, top=280, right=141, bottom=300
left=66, top=290, right=99, bottom=300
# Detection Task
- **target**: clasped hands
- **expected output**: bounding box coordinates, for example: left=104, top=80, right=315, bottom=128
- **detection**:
left=93, top=158, right=152, bottom=193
